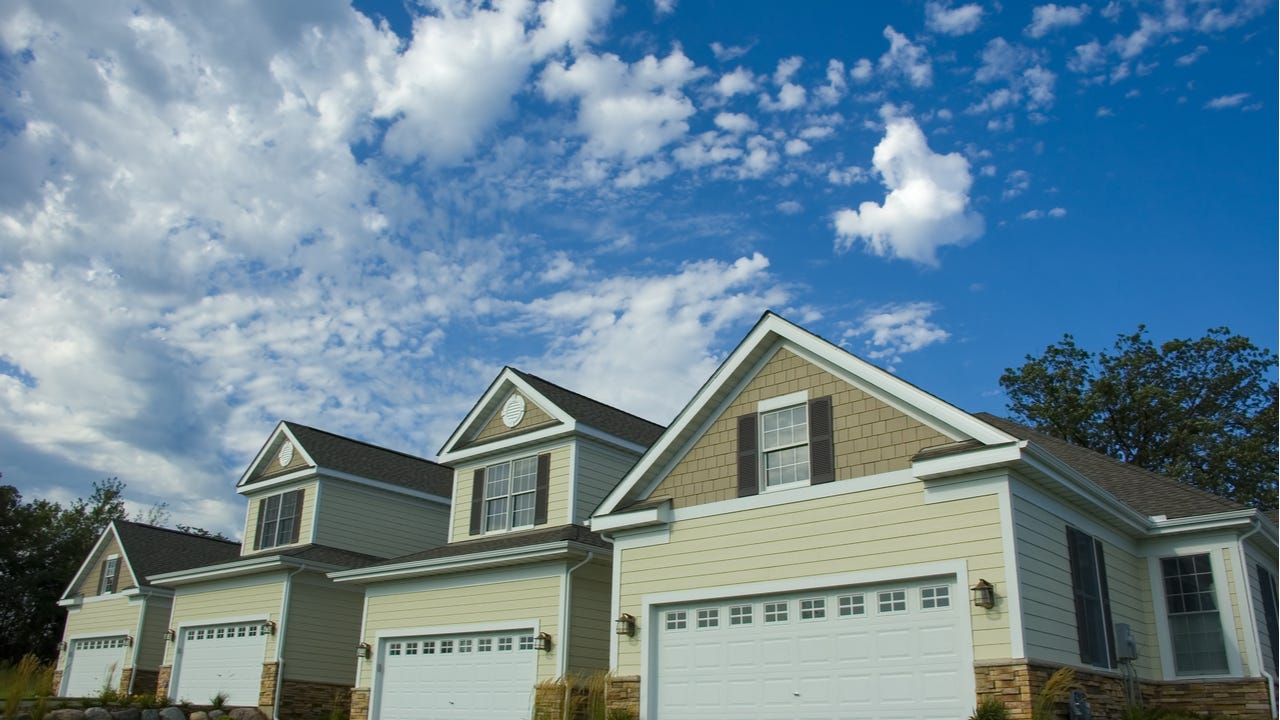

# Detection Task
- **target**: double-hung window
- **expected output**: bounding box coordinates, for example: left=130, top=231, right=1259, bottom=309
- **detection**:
left=1066, top=527, right=1115, bottom=668
left=1161, top=553, right=1229, bottom=675
left=483, top=456, right=539, bottom=532
left=761, top=405, right=810, bottom=488
left=97, top=556, right=119, bottom=595
left=737, top=395, right=833, bottom=497
left=254, top=488, right=304, bottom=550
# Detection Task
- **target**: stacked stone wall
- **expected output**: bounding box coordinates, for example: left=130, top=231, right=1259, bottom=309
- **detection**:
left=156, top=666, right=172, bottom=699
left=346, top=688, right=369, bottom=720
left=277, top=679, right=350, bottom=720
left=130, top=669, right=161, bottom=695
left=257, top=662, right=279, bottom=710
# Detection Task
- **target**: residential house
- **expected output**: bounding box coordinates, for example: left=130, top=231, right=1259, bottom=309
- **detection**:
left=592, top=312, right=1278, bottom=720
left=330, top=368, right=664, bottom=720
left=55, top=520, right=240, bottom=697
left=148, top=422, right=453, bottom=719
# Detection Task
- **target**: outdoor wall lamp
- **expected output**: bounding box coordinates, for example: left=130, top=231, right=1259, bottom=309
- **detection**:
left=533, top=632, right=553, bottom=652
left=356, top=642, right=371, bottom=659
left=614, top=613, right=636, bottom=637
left=58, top=641, right=67, bottom=652
left=971, top=578, right=996, bottom=609
left=261, top=620, right=277, bottom=635
left=164, top=629, right=176, bottom=642
left=124, top=635, right=134, bottom=647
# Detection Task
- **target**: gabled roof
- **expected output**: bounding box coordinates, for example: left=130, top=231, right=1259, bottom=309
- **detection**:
left=63, top=520, right=241, bottom=598
left=148, top=542, right=389, bottom=586
left=595, top=312, right=1014, bottom=515
left=438, top=367, right=664, bottom=461
left=360, top=524, right=608, bottom=567
left=974, top=413, right=1245, bottom=520
left=237, top=421, right=453, bottom=499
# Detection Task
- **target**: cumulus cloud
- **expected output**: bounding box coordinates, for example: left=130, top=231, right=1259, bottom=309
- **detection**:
left=1176, top=45, right=1208, bottom=65
left=1026, top=4, right=1091, bottom=38
left=715, top=67, right=757, bottom=98
left=1204, top=93, right=1250, bottom=109
left=879, top=27, right=933, bottom=87
left=815, top=59, right=848, bottom=105
left=759, top=56, right=806, bottom=111
left=710, top=41, right=752, bottom=62
left=850, top=58, right=875, bottom=82
left=714, top=112, right=757, bottom=133
left=845, top=302, right=950, bottom=369
left=832, top=110, right=984, bottom=265
left=926, top=2, right=984, bottom=36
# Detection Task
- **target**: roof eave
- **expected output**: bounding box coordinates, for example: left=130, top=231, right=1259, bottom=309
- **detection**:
left=329, top=539, right=608, bottom=584
left=147, top=553, right=343, bottom=587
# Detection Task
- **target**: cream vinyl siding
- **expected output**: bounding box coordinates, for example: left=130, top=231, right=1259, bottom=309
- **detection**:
left=566, top=561, right=613, bottom=675
left=282, top=576, right=365, bottom=684
left=242, top=481, right=317, bottom=553
left=574, top=441, right=640, bottom=524
left=58, top=599, right=141, bottom=672
left=615, top=483, right=1006, bottom=673
left=76, top=537, right=137, bottom=596
left=1012, top=494, right=1159, bottom=676
left=164, top=575, right=284, bottom=666
left=359, top=572, right=563, bottom=688
left=450, top=445, right=572, bottom=540
left=135, top=595, right=175, bottom=670
left=313, top=481, right=449, bottom=558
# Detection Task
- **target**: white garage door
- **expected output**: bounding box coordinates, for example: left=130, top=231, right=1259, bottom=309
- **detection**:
left=171, top=622, right=266, bottom=706
left=655, top=578, right=971, bottom=720
left=63, top=636, right=128, bottom=696
left=375, top=629, right=539, bottom=720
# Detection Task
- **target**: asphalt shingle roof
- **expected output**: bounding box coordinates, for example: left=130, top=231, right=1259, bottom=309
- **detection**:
left=511, top=369, right=665, bottom=448
left=114, top=520, right=241, bottom=584
left=361, top=524, right=609, bottom=569
left=974, top=413, right=1245, bottom=520
left=241, top=422, right=454, bottom=497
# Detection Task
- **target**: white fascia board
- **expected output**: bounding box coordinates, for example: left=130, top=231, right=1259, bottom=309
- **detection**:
left=238, top=469, right=449, bottom=505
left=1018, top=444, right=1151, bottom=533
left=237, top=422, right=314, bottom=488
left=438, top=424, right=577, bottom=464
left=236, top=469, right=314, bottom=495
left=438, top=369, right=577, bottom=457
left=912, top=442, right=1026, bottom=480
left=148, top=554, right=338, bottom=586
left=329, top=540, right=609, bottom=584
left=1146, top=510, right=1260, bottom=536
left=61, top=523, right=119, bottom=600
left=588, top=504, right=673, bottom=533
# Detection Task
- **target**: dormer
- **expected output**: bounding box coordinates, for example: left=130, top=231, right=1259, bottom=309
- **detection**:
left=236, top=422, right=455, bottom=559
left=437, top=368, right=663, bottom=543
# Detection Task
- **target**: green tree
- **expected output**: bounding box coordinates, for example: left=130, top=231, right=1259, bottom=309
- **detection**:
left=1001, top=326, right=1278, bottom=509
left=0, top=478, right=129, bottom=663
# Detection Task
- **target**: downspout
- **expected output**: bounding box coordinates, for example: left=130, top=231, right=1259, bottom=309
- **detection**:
left=1236, top=520, right=1276, bottom=719
left=272, top=566, right=306, bottom=719
left=559, top=552, right=595, bottom=678
left=129, top=592, right=148, bottom=695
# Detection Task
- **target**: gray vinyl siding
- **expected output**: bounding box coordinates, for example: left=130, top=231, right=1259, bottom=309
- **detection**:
left=1012, top=492, right=1158, bottom=676
left=312, top=480, right=449, bottom=559
left=574, top=441, right=641, bottom=524
left=281, top=575, right=365, bottom=685
left=1247, top=554, right=1278, bottom=678
left=136, top=595, right=174, bottom=670
left=566, top=560, right=613, bottom=676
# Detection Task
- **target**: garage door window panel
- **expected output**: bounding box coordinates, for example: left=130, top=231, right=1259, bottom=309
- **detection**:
left=799, top=598, right=826, bottom=620
left=921, top=585, right=950, bottom=609
left=878, top=590, right=907, bottom=613
left=838, top=594, right=866, bottom=617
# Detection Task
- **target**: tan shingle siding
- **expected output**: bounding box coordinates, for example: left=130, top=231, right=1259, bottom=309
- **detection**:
left=473, top=392, right=558, bottom=444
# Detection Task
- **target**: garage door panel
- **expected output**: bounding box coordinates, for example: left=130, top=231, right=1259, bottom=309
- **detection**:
left=171, top=622, right=265, bottom=707
left=64, top=637, right=128, bottom=697
left=375, top=630, right=536, bottom=720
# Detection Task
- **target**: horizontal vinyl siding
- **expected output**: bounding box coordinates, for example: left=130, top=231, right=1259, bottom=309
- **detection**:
left=615, top=482, right=1006, bottom=673
left=567, top=561, right=612, bottom=676
left=313, top=481, right=449, bottom=558
left=76, top=537, right=137, bottom=596
left=136, top=595, right=174, bottom=670
left=1012, top=494, right=1158, bottom=677
left=360, top=571, right=563, bottom=687
left=242, top=481, right=318, bottom=553
left=574, top=442, right=639, bottom=524
left=282, top=577, right=365, bottom=685
left=450, top=445, right=572, bottom=541
left=165, top=575, right=284, bottom=666
left=1247, top=556, right=1278, bottom=678
left=58, top=599, right=141, bottom=671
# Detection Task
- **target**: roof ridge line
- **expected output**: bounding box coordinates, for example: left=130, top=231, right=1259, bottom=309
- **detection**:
left=510, top=368, right=665, bottom=429
left=283, top=420, right=450, bottom=468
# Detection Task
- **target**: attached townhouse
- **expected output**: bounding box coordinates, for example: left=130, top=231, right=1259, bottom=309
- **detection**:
left=329, top=368, right=664, bottom=720
left=591, top=312, right=1278, bottom=720
left=55, top=520, right=241, bottom=697
left=148, top=422, right=453, bottom=719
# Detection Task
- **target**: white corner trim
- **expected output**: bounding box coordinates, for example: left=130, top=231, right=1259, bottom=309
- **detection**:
left=566, top=442, right=579, bottom=526
left=757, top=390, right=808, bottom=414
left=590, top=504, right=673, bottom=533
left=912, top=442, right=1024, bottom=480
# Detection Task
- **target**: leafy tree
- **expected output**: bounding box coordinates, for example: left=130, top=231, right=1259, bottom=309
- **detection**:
left=175, top=524, right=231, bottom=541
left=1001, top=326, right=1278, bottom=509
left=0, top=478, right=129, bottom=663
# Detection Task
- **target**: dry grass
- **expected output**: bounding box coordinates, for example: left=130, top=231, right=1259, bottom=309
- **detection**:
left=1032, top=667, right=1076, bottom=720
left=532, top=672, right=615, bottom=720
left=2, top=655, right=54, bottom=718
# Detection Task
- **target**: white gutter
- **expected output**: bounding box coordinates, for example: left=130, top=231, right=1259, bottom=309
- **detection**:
left=149, top=556, right=344, bottom=587
left=329, top=541, right=609, bottom=584
left=558, top=552, right=594, bottom=678
left=272, top=566, right=306, bottom=719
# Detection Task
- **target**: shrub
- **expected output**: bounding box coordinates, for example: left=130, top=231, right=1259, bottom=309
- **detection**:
left=970, top=697, right=1011, bottom=720
left=1032, top=667, right=1075, bottom=720
left=209, top=691, right=229, bottom=709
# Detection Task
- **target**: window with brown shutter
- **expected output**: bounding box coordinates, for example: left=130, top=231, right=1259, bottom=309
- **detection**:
left=474, top=454, right=550, bottom=532
left=739, top=395, right=835, bottom=495
left=737, top=414, right=759, bottom=497
left=254, top=488, right=305, bottom=550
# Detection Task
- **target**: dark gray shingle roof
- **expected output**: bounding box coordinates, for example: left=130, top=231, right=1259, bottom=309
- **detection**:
left=511, top=369, right=665, bottom=448
left=361, top=524, right=609, bottom=569
left=974, top=413, right=1244, bottom=519
left=242, top=422, right=454, bottom=497
left=114, top=521, right=242, bottom=584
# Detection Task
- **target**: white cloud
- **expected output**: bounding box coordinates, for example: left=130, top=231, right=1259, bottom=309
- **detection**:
left=714, top=112, right=757, bottom=133
left=737, top=135, right=780, bottom=178
left=1176, top=45, right=1208, bottom=66
left=715, top=67, right=757, bottom=98
left=784, top=138, right=812, bottom=156
left=777, top=200, right=803, bottom=214
left=654, top=0, right=677, bottom=17
left=540, top=48, right=704, bottom=160
left=816, top=59, right=848, bottom=105
left=1026, top=4, right=1091, bottom=38
left=710, top=41, right=752, bottom=62
left=926, top=2, right=984, bottom=36
left=1003, top=169, right=1031, bottom=199
left=673, top=131, right=743, bottom=169
left=832, top=110, right=983, bottom=266
left=827, top=166, right=868, bottom=185
left=1096, top=106, right=1115, bottom=116
left=878, top=27, right=933, bottom=88
left=759, top=56, right=806, bottom=111
left=1049, top=207, right=1067, bottom=217
left=850, top=58, right=874, bottom=82
left=542, top=251, right=580, bottom=282
left=1020, top=209, right=1044, bottom=220
left=845, top=302, right=950, bottom=369
left=1068, top=40, right=1108, bottom=73
left=1205, top=93, right=1250, bottom=109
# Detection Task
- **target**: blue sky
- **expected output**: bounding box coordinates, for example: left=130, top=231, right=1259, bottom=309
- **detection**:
left=0, top=0, right=1274, bottom=536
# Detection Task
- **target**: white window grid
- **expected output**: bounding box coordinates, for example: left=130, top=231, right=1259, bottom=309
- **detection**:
left=921, top=585, right=950, bottom=609
left=259, top=489, right=302, bottom=549
left=404, top=641, right=418, bottom=655
left=75, top=638, right=126, bottom=650
left=878, top=590, right=907, bottom=614
left=459, top=639, right=473, bottom=653
left=764, top=601, right=789, bottom=623
left=484, top=456, right=539, bottom=532
left=519, top=635, right=536, bottom=650
left=838, top=594, right=866, bottom=617
left=388, top=642, right=402, bottom=656
left=696, top=608, right=720, bottom=629
left=799, top=597, right=826, bottom=620
left=760, top=405, right=810, bottom=488
left=439, top=640, right=454, bottom=654
left=666, top=610, right=688, bottom=630
left=729, top=605, right=753, bottom=626
left=422, top=640, right=436, bottom=654
left=498, top=637, right=513, bottom=651
left=478, top=638, right=493, bottom=652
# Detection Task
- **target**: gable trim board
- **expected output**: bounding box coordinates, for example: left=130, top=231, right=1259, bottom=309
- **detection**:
left=150, top=554, right=349, bottom=587
left=237, top=422, right=317, bottom=488
left=330, top=540, right=609, bottom=584
left=61, top=523, right=139, bottom=600
left=239, top=467, right=451, bottom=506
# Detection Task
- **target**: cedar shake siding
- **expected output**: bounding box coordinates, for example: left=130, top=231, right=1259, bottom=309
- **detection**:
left=473, top=392, right=558, bottom=443
left=650, top=347, right=951, bottom=509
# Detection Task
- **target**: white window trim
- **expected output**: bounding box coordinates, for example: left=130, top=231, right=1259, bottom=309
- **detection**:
left=1148, top=546, right=1243, bottom=679
left=757, top=390, right=808, bottom=414
left=256, top=488, right=303, bottom=550
left=758, top=401, right=812, bottom=492
left=99, top=554, right=120, bottom=595
left=481, top=455, right=539, bottom=534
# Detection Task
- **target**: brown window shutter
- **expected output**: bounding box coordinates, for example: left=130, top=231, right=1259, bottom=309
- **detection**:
left=289, top=489, right=304, bottom=544
left=253, top=498, right=267, bottom=550
left=737, top=414, right=759, bottom=497
left=97, top=560, right=109, bottom=594
left=469, top=468, right=486, bottom=535
left=1095, top=537, right=1117, bottom=668
left=534, top=453, right=551, bottom=525
left=808, top=396, right=834, bottom=485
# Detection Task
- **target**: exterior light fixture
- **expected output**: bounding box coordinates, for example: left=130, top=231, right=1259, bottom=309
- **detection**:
left=356, top=642, right=372, bottom=659
left=164, top=629, right=177, bottom=642
left=615, top=613, right=636, bottom=637
left=971, top=578, right=995, bottom=609
left=58, top=641, right=67, bottom=652
left=124, top=635, right=134, bottom=647
left=534, top=632, right=553, bottom=652
left=261, top=620, right=277, bottom=635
